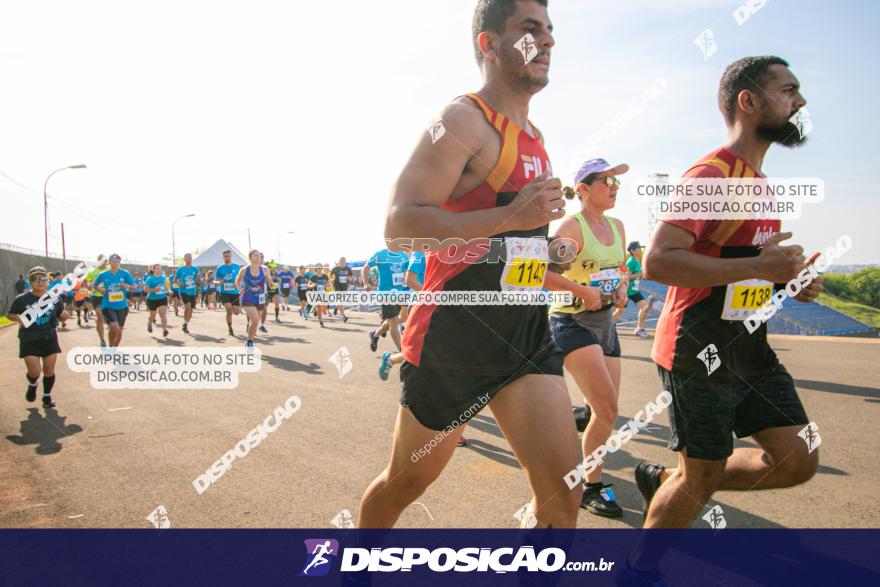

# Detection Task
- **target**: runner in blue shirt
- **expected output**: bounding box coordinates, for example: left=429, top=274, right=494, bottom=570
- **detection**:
left=235, top=249, right=275, bottom=349
left=143, top=263, right=170, bottom=337
left=379, top=251, right=427, bottom=382
left=174, top=253, right=201, bottom=334
left=93, top=254, right=135, bottom=347
left=277, top=266, right=295, bottom=311
left=129, top=273, right=145, bottom=311
left=214, top=250, right=242, bottom=336
left=363, top=248, right=409, bottom=353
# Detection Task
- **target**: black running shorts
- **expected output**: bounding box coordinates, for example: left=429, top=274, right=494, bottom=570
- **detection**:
left=180, top=293, right=196, bottom=306
left=628, top=292, right=645, bottom=304
left=381, top=304, right=401, bottom=320
left=399, top=345, right=563, bottom=432
left=219, top=293, right=240, bottom=306
left=19, top=335, right=61, bottom=358
left=658, top=363, right=809, bottom=461
left=146, top=298, right=167, bottom=311
left=101, top=307, right=129, bottom=327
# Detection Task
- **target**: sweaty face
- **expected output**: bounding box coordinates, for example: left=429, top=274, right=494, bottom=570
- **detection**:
left=494, top=2, right=554, bottom=92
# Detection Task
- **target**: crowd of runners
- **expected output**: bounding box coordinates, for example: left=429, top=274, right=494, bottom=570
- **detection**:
left=5, top=2, right=827, bottom=573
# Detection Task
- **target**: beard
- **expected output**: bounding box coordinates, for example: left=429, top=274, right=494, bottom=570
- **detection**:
left=756, top=109, right=808, bottom=147
left=500, top=45, right=549, bottom=92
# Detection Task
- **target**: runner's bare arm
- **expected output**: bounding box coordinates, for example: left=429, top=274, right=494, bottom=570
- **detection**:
left=234, top=267, right=246, bottom=291
left=361, top=265, right=372, bottom=291
left=404, top=271, right=422, bottom=291
left=385, top=100, right=563, bottom=243
left=645, top=223, right=805, bottom=287
left=264, top=267, right=275, bottom=289
left=612, top=219, right=628, bottom=307
left=548, top=218, right=601, bottom=309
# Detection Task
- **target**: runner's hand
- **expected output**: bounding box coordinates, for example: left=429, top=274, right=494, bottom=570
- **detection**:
left=612, top=286, right=628, bottom=308
left=794, top=252, right=823, bottom=303
left=756, top=232, right=805, bottom=283
left=508, top=171, right=565, bottom=231
left=574, top=285, right=603, bottom=312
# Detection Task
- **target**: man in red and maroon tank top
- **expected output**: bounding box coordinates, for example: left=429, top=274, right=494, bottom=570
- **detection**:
left=634, top=56, right=823, bottom=535
left=356, top=0, right=583, bottom=529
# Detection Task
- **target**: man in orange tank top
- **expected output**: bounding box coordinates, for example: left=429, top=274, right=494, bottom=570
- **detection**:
left=355, top=0, right=585, bottom=529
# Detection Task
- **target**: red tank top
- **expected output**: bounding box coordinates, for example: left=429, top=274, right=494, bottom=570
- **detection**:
left=402, top=93, right=555, bottom=369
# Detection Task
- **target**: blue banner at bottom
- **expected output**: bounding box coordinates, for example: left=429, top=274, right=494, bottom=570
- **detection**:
left=1, top=529, right=877, bottom=586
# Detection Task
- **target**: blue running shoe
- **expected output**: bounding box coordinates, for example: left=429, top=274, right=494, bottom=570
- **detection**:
left=379, top=352, right=392, bottom=380
left=369, top=330, right=379, bottom=352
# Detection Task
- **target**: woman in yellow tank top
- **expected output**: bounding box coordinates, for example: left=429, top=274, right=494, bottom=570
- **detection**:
left=550, top=158, right=630, bottom=518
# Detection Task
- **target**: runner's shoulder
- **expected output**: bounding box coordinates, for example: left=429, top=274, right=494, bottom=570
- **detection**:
left=433, top=97, right=492, bottom=146
left=684, top=161, right=728, bottom=179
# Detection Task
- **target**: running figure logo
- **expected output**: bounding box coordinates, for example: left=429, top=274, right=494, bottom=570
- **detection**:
left=428, top=119, right=446, bottom=144
left=329, top=346, right=353, bottom=378
left=797, top=421, right=822, bottom=454
left=789, top=107, right=813, bottom=138
left=146, top=505, right=171, bottom=529
left=697, top=344, right=721, bottom=376
left=513, top=503, right=538, bottom=528
left=702, top=504, right=727, bottom=530
left=330, top=509, right=355, bottom=529
left=514, top=33, right=538, bottom=64
left=693, top=29, right=717, bottom=61
left=300, top=539, right=340, bottom=577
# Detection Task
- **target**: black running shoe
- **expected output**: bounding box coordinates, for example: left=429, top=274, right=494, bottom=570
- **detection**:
left=635, top=462, right=666, bottom=520
left=42, top=395, right=56, bottom=408
left=26, top=385, right=37, bottom=403
left=148, top=322, right=153, bottom=333
left=228, top=325, right=234, bottom=336
left=581, top=483, right=623, bottom=517
left=573, top=405, right=591, bottom=432
left=369, top=330, right=379, bottom=352
left=182, top=323, right=189, bottom=334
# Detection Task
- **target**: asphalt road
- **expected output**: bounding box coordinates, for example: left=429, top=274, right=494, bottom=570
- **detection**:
left=1, top=304, right=878, bottom=529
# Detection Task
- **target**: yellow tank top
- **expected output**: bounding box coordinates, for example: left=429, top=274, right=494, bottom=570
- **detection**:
left=549, top=212, right=625, bottom=314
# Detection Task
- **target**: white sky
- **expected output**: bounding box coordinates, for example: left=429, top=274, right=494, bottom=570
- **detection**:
left=1, top=0, right=877, bottom=265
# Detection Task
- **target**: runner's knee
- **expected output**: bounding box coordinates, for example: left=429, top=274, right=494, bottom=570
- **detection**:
left=681, top=460, right=725, bottom=496
left=777, top=449, right=818, bottom=486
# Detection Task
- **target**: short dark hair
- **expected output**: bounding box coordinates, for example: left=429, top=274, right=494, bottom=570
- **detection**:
left=472, top=0, right=548, bottom=65
left=222, top=249, right=231, bottom=255
left=718, top=56, right=789, bottom=124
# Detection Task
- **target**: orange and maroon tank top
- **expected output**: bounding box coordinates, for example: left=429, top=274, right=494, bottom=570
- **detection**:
left=401, top=94, right=558, bottom=373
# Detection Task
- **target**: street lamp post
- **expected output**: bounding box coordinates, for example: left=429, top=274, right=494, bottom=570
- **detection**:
left=276, top=231, right=295, bottom=262
left=172, top=214, right=196, bottom=269
left=44, top=164, right=86, bottom=257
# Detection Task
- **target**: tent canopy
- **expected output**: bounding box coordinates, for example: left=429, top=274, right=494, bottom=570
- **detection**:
left=191, top=239, right=248, bottom=268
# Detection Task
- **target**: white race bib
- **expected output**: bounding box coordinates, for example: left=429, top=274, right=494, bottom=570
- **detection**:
left=223, top=282, right=235, bottom=292
left=589, top=268, right=622, bottom=295
left=500, top=237, right=549, bottom=291
left=392, top=273, right=404, bottom=286
left=339, top=276, right=348, bottom=284
left=258, top=293, right=266, bottom=304
left=721, top=279, right=774, bottom=321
